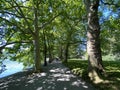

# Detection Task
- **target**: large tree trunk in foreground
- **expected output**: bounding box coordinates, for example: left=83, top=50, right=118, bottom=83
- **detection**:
left=85, top=0, right=105, bottom=82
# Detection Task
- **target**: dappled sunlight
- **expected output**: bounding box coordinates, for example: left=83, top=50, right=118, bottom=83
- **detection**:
left=49, top=66, right=77, bottom=82
left=92, top=71, right=120, bottom=90
left=65, top=60, right=120, bottom=89
left=49, top=68, right=68, bottom=73
left=117, top=78, right=120, bottom=81
left=57, top=78, right=70, bottom=81
left=88, top=70, right=104, bottom=84
left=36, top=87, right=43, bottom=90
left=72, top=80, right=84, bottom=86
left=27, top=79, right=35, bottom=84
left=102, top=61, right=120, bottom=89
left=51, top=73, right=62, bottom=77
left=0, top=61, right=95, bottom=90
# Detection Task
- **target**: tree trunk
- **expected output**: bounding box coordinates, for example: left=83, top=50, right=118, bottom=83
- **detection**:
left=33, top=2, right=41, bottom=71
left=85, top=0, right=105, bottom=82
left=43, top=45, right=47, bottom=66
left=64, top=43, right=69, bottom=63
left=34, top=35, right=41, bottom=71
left=47, top=39, right=53, bottom=63
left=43, top=30, right=47, bottom=66
left=59, top=45, right=63, bottom=60
left=48, top=52, right=52, bottom=63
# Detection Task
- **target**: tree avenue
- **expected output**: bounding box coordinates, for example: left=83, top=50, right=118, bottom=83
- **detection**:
left=0, top=0, right=120, bottom=83
left=0, top=0, right=85, bottom=72
left=0, top=0, right=61, bottom=71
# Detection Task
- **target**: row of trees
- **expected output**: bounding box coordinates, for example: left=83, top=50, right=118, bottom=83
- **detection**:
left=0, top=0, right=120, bottom=80
left=0, top=0, right=85, bottom=70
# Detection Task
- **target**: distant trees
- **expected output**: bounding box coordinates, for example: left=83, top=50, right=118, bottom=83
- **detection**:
left=0, top=0, right=84, bottom=71
left=100, top=0, right=120, bottom=61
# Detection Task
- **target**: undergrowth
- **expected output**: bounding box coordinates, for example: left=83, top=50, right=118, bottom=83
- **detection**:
left=63, top=60, right=120, bottom=90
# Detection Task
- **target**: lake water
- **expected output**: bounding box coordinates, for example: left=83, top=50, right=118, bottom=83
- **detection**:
left=0, top=59, right=24, bottom=78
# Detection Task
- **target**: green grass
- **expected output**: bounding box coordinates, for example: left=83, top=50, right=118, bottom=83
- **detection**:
left=63, top=59, right=120, bottom=90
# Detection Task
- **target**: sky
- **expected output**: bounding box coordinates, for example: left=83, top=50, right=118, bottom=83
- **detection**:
left=99, top=1, right=120, bottom=23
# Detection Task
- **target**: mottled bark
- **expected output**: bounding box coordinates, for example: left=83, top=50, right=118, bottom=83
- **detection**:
left=34, top=35, right=41, bottom=71
left=33, top=2, right=41, bottom=71
left=85, top=0, right=105, bottom=81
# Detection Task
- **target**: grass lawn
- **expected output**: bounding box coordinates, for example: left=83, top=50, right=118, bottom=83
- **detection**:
left=63, top=59, right=120, bottom=90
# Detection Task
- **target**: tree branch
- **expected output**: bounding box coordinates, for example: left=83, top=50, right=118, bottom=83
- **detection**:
left=0, top=41, right=33, bottom=53
left=6, top=32, right=15, bottom=43
left=0, top=17, right=29, bottom=35
left=4, top=6, right=32, bottom=10
left=6, top=41, right=33, bottom=46
left=10, top=0, right=35, bottom=36
left=0, top=41, right=33, bottom=54
left=0, top=11, right=33, bottom=21
left=60, top=40, right=86, bottom=45
left=39, top=14, right=61, bottom=29
left=69, top=41, right=86, bottom=45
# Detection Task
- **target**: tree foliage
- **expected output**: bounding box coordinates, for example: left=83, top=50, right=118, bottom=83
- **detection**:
left=0, top=0, right=120, bottom=74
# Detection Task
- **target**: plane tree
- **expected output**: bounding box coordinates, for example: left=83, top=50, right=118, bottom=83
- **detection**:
left=0, top=0, right=62, bottom=71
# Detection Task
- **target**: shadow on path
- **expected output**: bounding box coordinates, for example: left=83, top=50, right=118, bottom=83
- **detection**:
left=0, top=61, right=95, bottom=90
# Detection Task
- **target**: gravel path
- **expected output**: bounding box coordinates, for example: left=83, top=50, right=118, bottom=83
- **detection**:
left=0, top=61, right=96, bottom=90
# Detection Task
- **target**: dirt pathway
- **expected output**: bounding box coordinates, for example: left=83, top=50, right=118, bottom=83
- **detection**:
left=0, top=61, right=96, bottom=90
